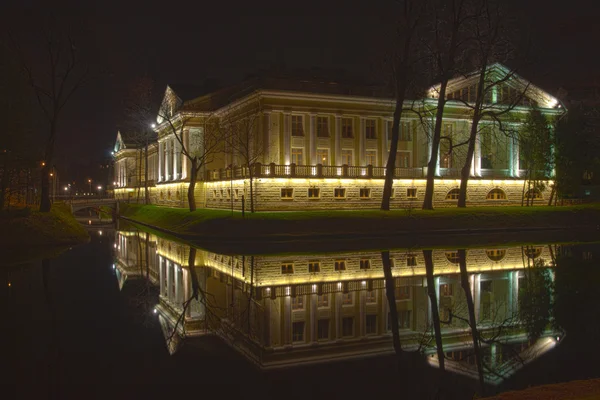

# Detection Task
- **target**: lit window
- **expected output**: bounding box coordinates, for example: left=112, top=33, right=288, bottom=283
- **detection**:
left=446, top=189, right=460, bottom=200
left=360, top=259, right=371, bottom=269
left=486, top=188, right=507, bottom=200
left=342, top=292, right=353, bottom=305
left=292, top=115, right=304, bottom=136
left=291, top=295, right=304, bottom=310
left=366, top=150, right=377, bottom=166
left=334, top=260, right=346, bottom=271
left=360, top=188, right=371, bottom=199
left=317, top=319, right=330, bottom=340
left=317, top=116, right=329, bottom=137
left=406, top=188, right=417, bottom=198
left=291, top=148, right=304, bottom=165
left=308, top=261, right=320, bottom=273
left=308, top=188, right=320, bottom=199
left=366, top=290, right=376, bottom=304
left=342, top=317, right=354, bottom=337
left=316, top=148, right=329, bottom=165
left=281, top=188, right=294, bottom=199
left=342, top=118, right=353, bottom=138
left=281, top=263, right=294, bottom=274
left=406, top=255, right=417, bottom=267
left=366, top=315, right=377, bottom=335
left=366, top=119, right=376, bottom=139
left=334, top=188, right=346, bottom=199
left=317, top=293, right=329, bottom=307
left=400, top=121, right=412, bottom=141
left=395, top=151, right=411, bottom=168
left=341, top=149, right=353, bottom=166
left=292, top=321, right=305, bottom=342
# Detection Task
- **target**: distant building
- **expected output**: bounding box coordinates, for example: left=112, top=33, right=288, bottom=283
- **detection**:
left=114, top=64, right=564, bottom=209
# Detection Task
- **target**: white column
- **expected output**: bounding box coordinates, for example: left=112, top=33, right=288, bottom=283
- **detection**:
left=335, top=115, right=342, bottom=166
left=335, top=292, right=342, bottom=339
left=309, top=113, right=317, bottom=165
left=283, top=296, right=291, bottom=344
left=283, top=113, right=291, bottom=165
left=359, top=287, right=366, bottom=337
left=181, top=131, right=188, bottom=180
left=171, top=139, right=177, bottom=181
left=359, top=117, right=366, bottom=166
left=310, top=293, right=317, bottom=343
left=166, top=260, right=173, bottom=301
left=471, top=274, right=481, bottom=322
left=174, top=139, right=180, bottom=180
left=512, top=137, right=520, bottom=178
left=263, top=112, right=271, bottom=164
left=382, top=118, right=389, bottom=167
left=165, top=140, right=171, bottom=181
left=472, top=132, right=481, bottom=177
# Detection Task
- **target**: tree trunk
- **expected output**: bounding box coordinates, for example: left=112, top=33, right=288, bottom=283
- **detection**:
left=422, top=81, right=449, bottom=210
left=423, top=250, right=445, bottom=371
left=458, top=249, right=485, bottom=396
left=381, top=250, right=403, bottom=362
left=39, top=165, right=51, bottom=212
left=187, top=158, right=198, bottom=212
left=382, top=96, right=403, bottom=211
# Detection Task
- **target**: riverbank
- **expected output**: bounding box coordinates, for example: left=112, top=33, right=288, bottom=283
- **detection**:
left=0, top=203, right=89, bottom=248
left=485, top=378, right=600, bottom=400
left=120, top=203, right=600, bottom=246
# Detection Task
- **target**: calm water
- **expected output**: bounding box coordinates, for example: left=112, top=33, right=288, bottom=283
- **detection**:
left=2, top=219, right=600, bottom=399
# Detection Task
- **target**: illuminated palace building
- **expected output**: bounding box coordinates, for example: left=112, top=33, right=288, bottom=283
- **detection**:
left=114, top=228, right=565, bottom=381
left=113, top=64, right=564, bottom=209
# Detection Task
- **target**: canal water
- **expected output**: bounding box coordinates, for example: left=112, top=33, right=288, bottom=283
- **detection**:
left=2, top=218, right=600, bottom=399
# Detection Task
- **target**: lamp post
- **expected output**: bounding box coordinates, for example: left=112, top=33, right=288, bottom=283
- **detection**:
left=88, top=179, right=92, bottom=195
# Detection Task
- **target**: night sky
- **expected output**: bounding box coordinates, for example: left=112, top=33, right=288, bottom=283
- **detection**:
left=2, top=0, right=599, bottom=183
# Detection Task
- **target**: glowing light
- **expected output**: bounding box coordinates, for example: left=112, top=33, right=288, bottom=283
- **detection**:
left=8, top=282, right=11, bottom=287
left=112, top=264, right=115, bottom=269
left=49, top=173, right=53, bottom=177
left=153, top=308, right=157, bottom=314
left=64, top=187, right=68, bottom=191
left=99, top=231, right=103, bottom=236
left=88, top=220, right=91, bottom=225
left=151, top=123, right=156, bottom=128
left=113, top=243, right=117, bottom=249
left=556, top=336, right=560, bottom=342
left=41, top=162, right=45, bottom=166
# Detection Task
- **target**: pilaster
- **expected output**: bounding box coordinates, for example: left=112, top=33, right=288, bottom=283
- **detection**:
left=283, top=113, right=291, bottom=165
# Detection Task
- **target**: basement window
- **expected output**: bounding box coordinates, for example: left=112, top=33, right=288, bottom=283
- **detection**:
left=308, top=188, right=320, bottom=199
left=334, top=188, right=346, bottom=199
left=281, top=188, right=294, bottom=199
left=281, top=263, right=294, bottom=274
left=308, top=262, right=321, bottom=273
left=334, top=260, right=346, bottom=271
left=360, top=188, right=371, bottom=199
left=406, top=188, right=417, bottom=198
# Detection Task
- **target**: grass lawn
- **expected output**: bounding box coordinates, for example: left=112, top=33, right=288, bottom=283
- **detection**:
left=0, top=202, right=89, bottom=248
left=120, top=203, right=600, bottom=241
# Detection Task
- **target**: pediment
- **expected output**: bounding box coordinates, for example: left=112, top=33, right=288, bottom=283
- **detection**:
left=430, top=63, right=561, bottom=109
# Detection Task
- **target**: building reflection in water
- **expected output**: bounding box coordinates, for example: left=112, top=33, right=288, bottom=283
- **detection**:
left=113, top=228, right=565, bottom=384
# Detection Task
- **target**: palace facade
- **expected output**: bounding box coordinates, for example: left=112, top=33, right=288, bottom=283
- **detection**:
left=114, top=227, right=567, bottom=380
left=113, top=64, right=564, bottom=209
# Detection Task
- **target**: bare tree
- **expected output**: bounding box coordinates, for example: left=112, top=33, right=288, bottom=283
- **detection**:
left=423, top=249, right=446, bottom=371
left=121, top=76, right=157, bottom=204
left=222, top=99, right=264, bottom=213
left=451, top=0, right=528, bottom=207
left=8, top=24, right=93, bottom=212
left=157, top=104, right=225, bottom=211
left=381, top=0, right=425, bottom=210
left=422, top=0, right=470, bottom=210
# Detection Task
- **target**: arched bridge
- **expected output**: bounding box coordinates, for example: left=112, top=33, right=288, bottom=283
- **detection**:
left=67, top=197, right=117, bottom=213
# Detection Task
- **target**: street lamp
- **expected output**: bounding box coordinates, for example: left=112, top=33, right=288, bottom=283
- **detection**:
left=151, top=123, right=156, bottom=129
left=88, top=179, right=92, bottom=195
left=97, top=185, right=103, bottom=196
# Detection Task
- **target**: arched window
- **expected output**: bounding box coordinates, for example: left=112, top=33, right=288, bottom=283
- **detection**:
left=445, top=251, right=460, bottom=264
left=525, top=189, right=543, bottom=200
left=446, top=189, right=460, bottom=200
left=486, top=188, right=507, bottom=200
left=486, top=249, right=506, bottom=262
left=524, top=246, right=543, bottom=259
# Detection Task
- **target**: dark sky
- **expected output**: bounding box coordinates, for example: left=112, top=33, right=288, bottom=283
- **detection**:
left=2, top=0, right=599, bottom=182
